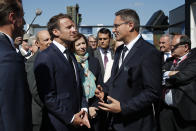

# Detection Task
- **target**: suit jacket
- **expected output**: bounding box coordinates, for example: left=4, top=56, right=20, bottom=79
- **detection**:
left=34, top=43, right=87, bottom=131
left=88, top=56, right=103, bottom=86
left=106, top=37, right=162, bottom=131
left=25, top=51, right=43, bottom=125
left=94, top=48, right=114, bottom=78
left=164, top=48, right=196, bottom=121
left=0, top=33, right=32, bottom=131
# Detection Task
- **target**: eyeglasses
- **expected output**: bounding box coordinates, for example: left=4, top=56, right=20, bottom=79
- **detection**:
left=89, top=41, right=97, bottom=43
left=113, top=22, right=129, bottom=29
left=171, top=42, right=186, bottom=51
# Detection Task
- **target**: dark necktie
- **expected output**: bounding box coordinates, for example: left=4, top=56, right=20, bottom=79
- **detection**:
left=64, top=50, right=75, bottom=69
left=104, top=50, right=108, bottom=69
left=121, top=46, right=128, bottom=63
left=64, top=49, right=77, bottom=81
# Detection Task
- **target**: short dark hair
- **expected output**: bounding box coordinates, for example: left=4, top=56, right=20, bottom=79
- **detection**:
left=180, top=35, right=191, bottom=50
left=0, top=2, right=21, bottom=26
left=115, top=9, right=140, bottom=32
left=71, top=33, right=88, bottom=52
left=97, top=28, right=112, bottom=39
left=47, top=13, right=72, bottom=40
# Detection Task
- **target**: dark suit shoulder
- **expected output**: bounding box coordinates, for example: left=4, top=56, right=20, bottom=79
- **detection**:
left=88, top=55, right=101, bottom=75
left=93, top=48, right=100, bottom=56
left=88, top=55, right=99, bottom=64
left=138, top=38, right=161, bottom=57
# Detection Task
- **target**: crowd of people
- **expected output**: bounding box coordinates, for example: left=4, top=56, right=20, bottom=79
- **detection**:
left=0, top=1, right=196, bottom=131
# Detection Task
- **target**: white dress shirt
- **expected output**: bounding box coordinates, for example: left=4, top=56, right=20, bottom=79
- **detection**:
left=163, top=53, right=188, bottom=105
left=119, top=34, right=141, bottom=68
left=99, top=47, right=113, bottom=64
left=53, top=40, right=87, bottom=123
left=99, top=47, right=113, bottom=81
left=164, top=51, right=171, bottom=62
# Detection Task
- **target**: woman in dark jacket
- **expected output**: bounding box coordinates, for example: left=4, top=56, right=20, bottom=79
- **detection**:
left=72, top=33, right=104, bottom=131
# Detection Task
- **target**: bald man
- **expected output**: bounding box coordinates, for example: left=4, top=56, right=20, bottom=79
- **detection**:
left=160, top=35, right=196, bottom=131
left=35, top=30, right=51, bottom=51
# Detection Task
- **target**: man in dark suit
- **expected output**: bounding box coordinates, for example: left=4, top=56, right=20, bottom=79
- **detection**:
left=0, top=1, right=32, bottom=131
left=34, top=13, right=90, bottom=131
left=159, top=35, right=196, bottom=131
left=94, top=28, right=114, bottom=83
left=96, top=9, right=162, bottom=131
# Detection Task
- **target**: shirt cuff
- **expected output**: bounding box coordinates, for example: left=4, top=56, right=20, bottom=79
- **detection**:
left=162, top=71, right=170, bottom=85
left=81, top=108, right=88, bottom=113
left=70, top=108, right=88, bottom=123
left=70, top=115, right=75, bottom=123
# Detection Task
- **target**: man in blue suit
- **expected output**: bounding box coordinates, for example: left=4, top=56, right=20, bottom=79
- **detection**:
left=96, top=9, right=162, bottom=131
left=34, top=13, right=90, bottom=131
left=0, top=1, right=32, bottom=131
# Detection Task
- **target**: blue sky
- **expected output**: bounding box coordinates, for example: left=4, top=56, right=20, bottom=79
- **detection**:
left=23, top=0, right=184, bottom=27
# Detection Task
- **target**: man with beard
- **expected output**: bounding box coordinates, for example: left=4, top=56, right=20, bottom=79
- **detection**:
left=0, top=0, right=32, bottom=131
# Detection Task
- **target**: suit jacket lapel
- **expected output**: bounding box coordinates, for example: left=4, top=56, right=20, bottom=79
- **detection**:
left=176, top=52, right=192, bottom=70
left=70, top=53, right=80, bottom=87
left=95, top=49, right=105, bottom=75
left=0, top=32, right=15, bottom=50
left=110, top=45, right=123, bottom=77
left=51, top=43, right=80, bottom=88
left=50, top=43, right=70, bottom=65
left=113, top=37, right=143, bottom=79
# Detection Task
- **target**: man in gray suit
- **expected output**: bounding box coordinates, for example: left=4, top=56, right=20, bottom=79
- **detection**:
left=94, top=28, right=114, bottom=82
left=0, top=0, right=32, bottom=131
left=25, top=36, right=43, bottom=131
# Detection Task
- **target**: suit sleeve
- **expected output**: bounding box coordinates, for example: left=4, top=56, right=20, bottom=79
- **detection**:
left=34, top=53, right=74, bottom=125
left=120, top=49, right=162, bottom=116
left=167, top=57, right=196, bottom=85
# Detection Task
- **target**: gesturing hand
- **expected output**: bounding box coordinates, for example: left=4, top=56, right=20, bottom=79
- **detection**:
left=168, top=71, right=179, bottom=76
left=72, top=110, right=91, bottom=128
left=89, top=107, right=99, bottom=119
left=98, top=96, right=121, bottom=113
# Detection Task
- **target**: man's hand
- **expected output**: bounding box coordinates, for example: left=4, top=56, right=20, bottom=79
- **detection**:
left=14, top=36, right=22, bottom=47
left=82, top=112, right=91, bottom=128
left=98, top=96, right=121, bottom=113
left=72, top=110, right=91, bottom=128
left=169, top=71, right=179, bottom=76
left=95, top=85, right=104, bottom=102
left=89, top=107, right=99, bottom=119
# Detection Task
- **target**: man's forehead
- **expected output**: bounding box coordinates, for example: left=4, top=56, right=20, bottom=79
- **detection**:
left=98, top=33, right=109, bottom=37
left=172, top=36, right=180, bottom=45
left=59, top=18, right=74, bottom=25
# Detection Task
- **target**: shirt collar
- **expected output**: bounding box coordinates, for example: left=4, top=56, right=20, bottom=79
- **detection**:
left=178, top=52, right=188, bottom=62
left=99, top=47, right=110, bottom=54
left=53, top=40, right=67, bottom=53
left=125, top=34, right=141, bottom=51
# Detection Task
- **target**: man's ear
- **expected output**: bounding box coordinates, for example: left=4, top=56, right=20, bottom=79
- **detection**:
left=52, top=29, right=60, bottom=37
left=35, top=40, right=39, bottom=47
left=184, top=44, right=189, bottom=52
left=127, top=22, right=134, bottom=32
left=8, top=12, right=16, bottom=24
